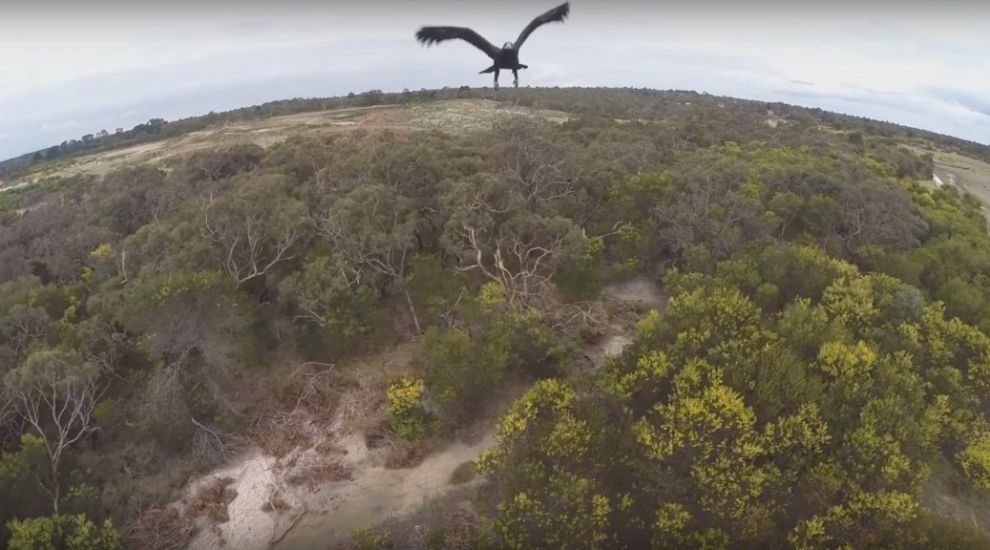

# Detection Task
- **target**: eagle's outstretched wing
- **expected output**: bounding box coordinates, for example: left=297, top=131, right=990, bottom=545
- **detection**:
left=514, top=2, right=570, bottom=51
left=415, top=27, right=501, bottom=59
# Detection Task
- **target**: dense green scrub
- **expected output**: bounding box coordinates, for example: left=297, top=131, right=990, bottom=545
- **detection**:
left=1, top=89, right=989, bottom=548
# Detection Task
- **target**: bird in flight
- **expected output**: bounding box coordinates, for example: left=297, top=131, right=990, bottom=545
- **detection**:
left=415, top=2, right=570, bottom=90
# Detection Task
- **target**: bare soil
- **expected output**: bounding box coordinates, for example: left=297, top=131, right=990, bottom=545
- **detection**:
left=906, top=144, right=990, bottom=222
left=932, top=150, right=990, bottom=223
left=272, top=433, right=493, bottom=549
left=4, top=99, right=568, bottom=189
left=602, top=274, right=668, bottom=308
left=589, top=275, right=668, bottom=362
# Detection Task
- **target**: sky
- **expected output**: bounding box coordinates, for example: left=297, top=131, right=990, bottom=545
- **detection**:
left=0, top=0, right=988, bottom=160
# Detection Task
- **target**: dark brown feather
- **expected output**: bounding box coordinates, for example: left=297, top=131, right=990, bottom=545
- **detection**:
left=514, top=2, right=570, bottom=50
left=415, top=26, right=500, bottom=59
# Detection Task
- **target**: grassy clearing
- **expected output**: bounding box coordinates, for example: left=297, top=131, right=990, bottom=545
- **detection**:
left=13, top=100, right=568, bottom=186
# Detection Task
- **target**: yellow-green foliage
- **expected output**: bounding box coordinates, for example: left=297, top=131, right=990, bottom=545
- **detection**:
left=6, top=514, right=120, bottom=550
left=148, top=270, right=232, bottom=305
left=350, top=527, right=391, bottom=550
left=478, top=281, right=506, bottom=308
left=635, top=363, right=826, bottom=525
left=823, top=276, right=881, bottom=327
left=483, top=247, right=990, bottom=548
left=479, top=378, right=578, bottom=471
left=0, top=435, right=47, bottom=523
left=788, top=490, right=917, bottom=550
left=490, top=474, right=613, bottom=550
left=652, top=501, right=729, bottom=550
left=89, top=244, right=114, bottom=261
left=960, top=425, right=990, bottom=490
left=817, top=341, right=876, bottom=383
left=386, top=376, right=428, bottom=440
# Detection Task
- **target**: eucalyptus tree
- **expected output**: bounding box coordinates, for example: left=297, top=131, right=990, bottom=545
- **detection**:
left=4, top=349, right=103, bottom=513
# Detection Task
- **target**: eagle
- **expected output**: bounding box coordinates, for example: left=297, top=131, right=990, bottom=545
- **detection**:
left=415, top=2, right=570, bottom=90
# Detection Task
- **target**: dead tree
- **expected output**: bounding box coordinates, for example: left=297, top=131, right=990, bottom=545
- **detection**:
left=200, top=176, right=306, bottom=284
left=191, top=417, right=244, bottom=465
left=492, top=118, right=580, bottom=212
left=450, top=214, right=583, bottom=308
left=2, top=305, right=52, bottom=357
left=4, top=350, right=104, bottom=513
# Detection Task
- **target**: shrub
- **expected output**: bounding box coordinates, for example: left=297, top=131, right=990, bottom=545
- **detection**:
left=386, top=377, right=429, bottom=440
left=417, top=328, right=486, bottom=421
left=960, top=425, right=990, bottom=490
left=6, top=514, right=120, bottom=550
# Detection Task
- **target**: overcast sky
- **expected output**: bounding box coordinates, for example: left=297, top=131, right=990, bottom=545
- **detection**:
left=1, top=0, right=988, bottom=160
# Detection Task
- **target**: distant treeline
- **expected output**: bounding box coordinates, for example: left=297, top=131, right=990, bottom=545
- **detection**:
left=2, top=86, right=988, bottom=179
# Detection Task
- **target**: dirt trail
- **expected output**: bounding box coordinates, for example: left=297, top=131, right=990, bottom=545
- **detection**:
left=592, top=275, right=668, bottom=361
left=186, top=430, right=492, bottom=550
left=186, top=450, right=289, bottom=549
left=602, top=274, right=667, bottom=308
left=184, top=274, right=664, bottom=550
left=272, top=434, right=492, bottom=549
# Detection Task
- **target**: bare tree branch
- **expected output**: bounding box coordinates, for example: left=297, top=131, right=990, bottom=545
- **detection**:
left=5, top=350, right=104, bottom=513
left=200, top=177, right=306, bottom=284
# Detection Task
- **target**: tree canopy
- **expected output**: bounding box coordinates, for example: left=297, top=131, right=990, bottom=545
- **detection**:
left=1, top=88, right=989, bottom=548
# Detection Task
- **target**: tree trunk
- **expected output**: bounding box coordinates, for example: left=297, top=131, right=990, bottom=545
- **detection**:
left=402, top=285, right=423, bottom=336
left=50, top=459, right=60, bottom=514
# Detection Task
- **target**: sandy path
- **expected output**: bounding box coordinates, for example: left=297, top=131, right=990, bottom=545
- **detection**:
left=185, top=429, right=492, bottom=550
left=602, top=275, right=668, bottom=308
left=186, top=450, right=293, bottom=550
left=272, top=434, right=492, bottom=549
left=184, top=274, right=663, bottom=550
left=590, top=275, right=667, bottom=361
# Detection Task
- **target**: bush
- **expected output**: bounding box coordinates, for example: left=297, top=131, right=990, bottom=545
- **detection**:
left=417, top=328, right=488, bottom=422
left=555, top=237, right=605, bottom=301
left=350, top=527, right=391, bottom=550
left=386, top=377, right=430, bottom=440
left=959, top=425, right=990, bottom=490
left=6, top=514, right=120, bottom=550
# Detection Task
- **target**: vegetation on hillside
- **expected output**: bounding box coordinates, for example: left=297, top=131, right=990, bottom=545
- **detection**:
left=1, top=89, right=990, bottom=548
left=3, top=87, right=988, bottom=180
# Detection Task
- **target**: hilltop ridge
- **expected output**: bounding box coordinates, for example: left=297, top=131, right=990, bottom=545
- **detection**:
left=3, top=87, right=988, bottom=181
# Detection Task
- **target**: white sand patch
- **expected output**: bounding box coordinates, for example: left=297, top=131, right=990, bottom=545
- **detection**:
left=583, top=274, right=668, bottom=364
left=186, top=450, right=303, bottom=550
left=273, top=434, right=492, bottom=549
left=602, top=334, right=633, bottom=358
left=181, top=423, right=491, bottom=550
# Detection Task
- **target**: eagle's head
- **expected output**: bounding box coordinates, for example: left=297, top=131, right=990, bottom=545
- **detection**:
left=502, top=41, right=514, bottom=50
